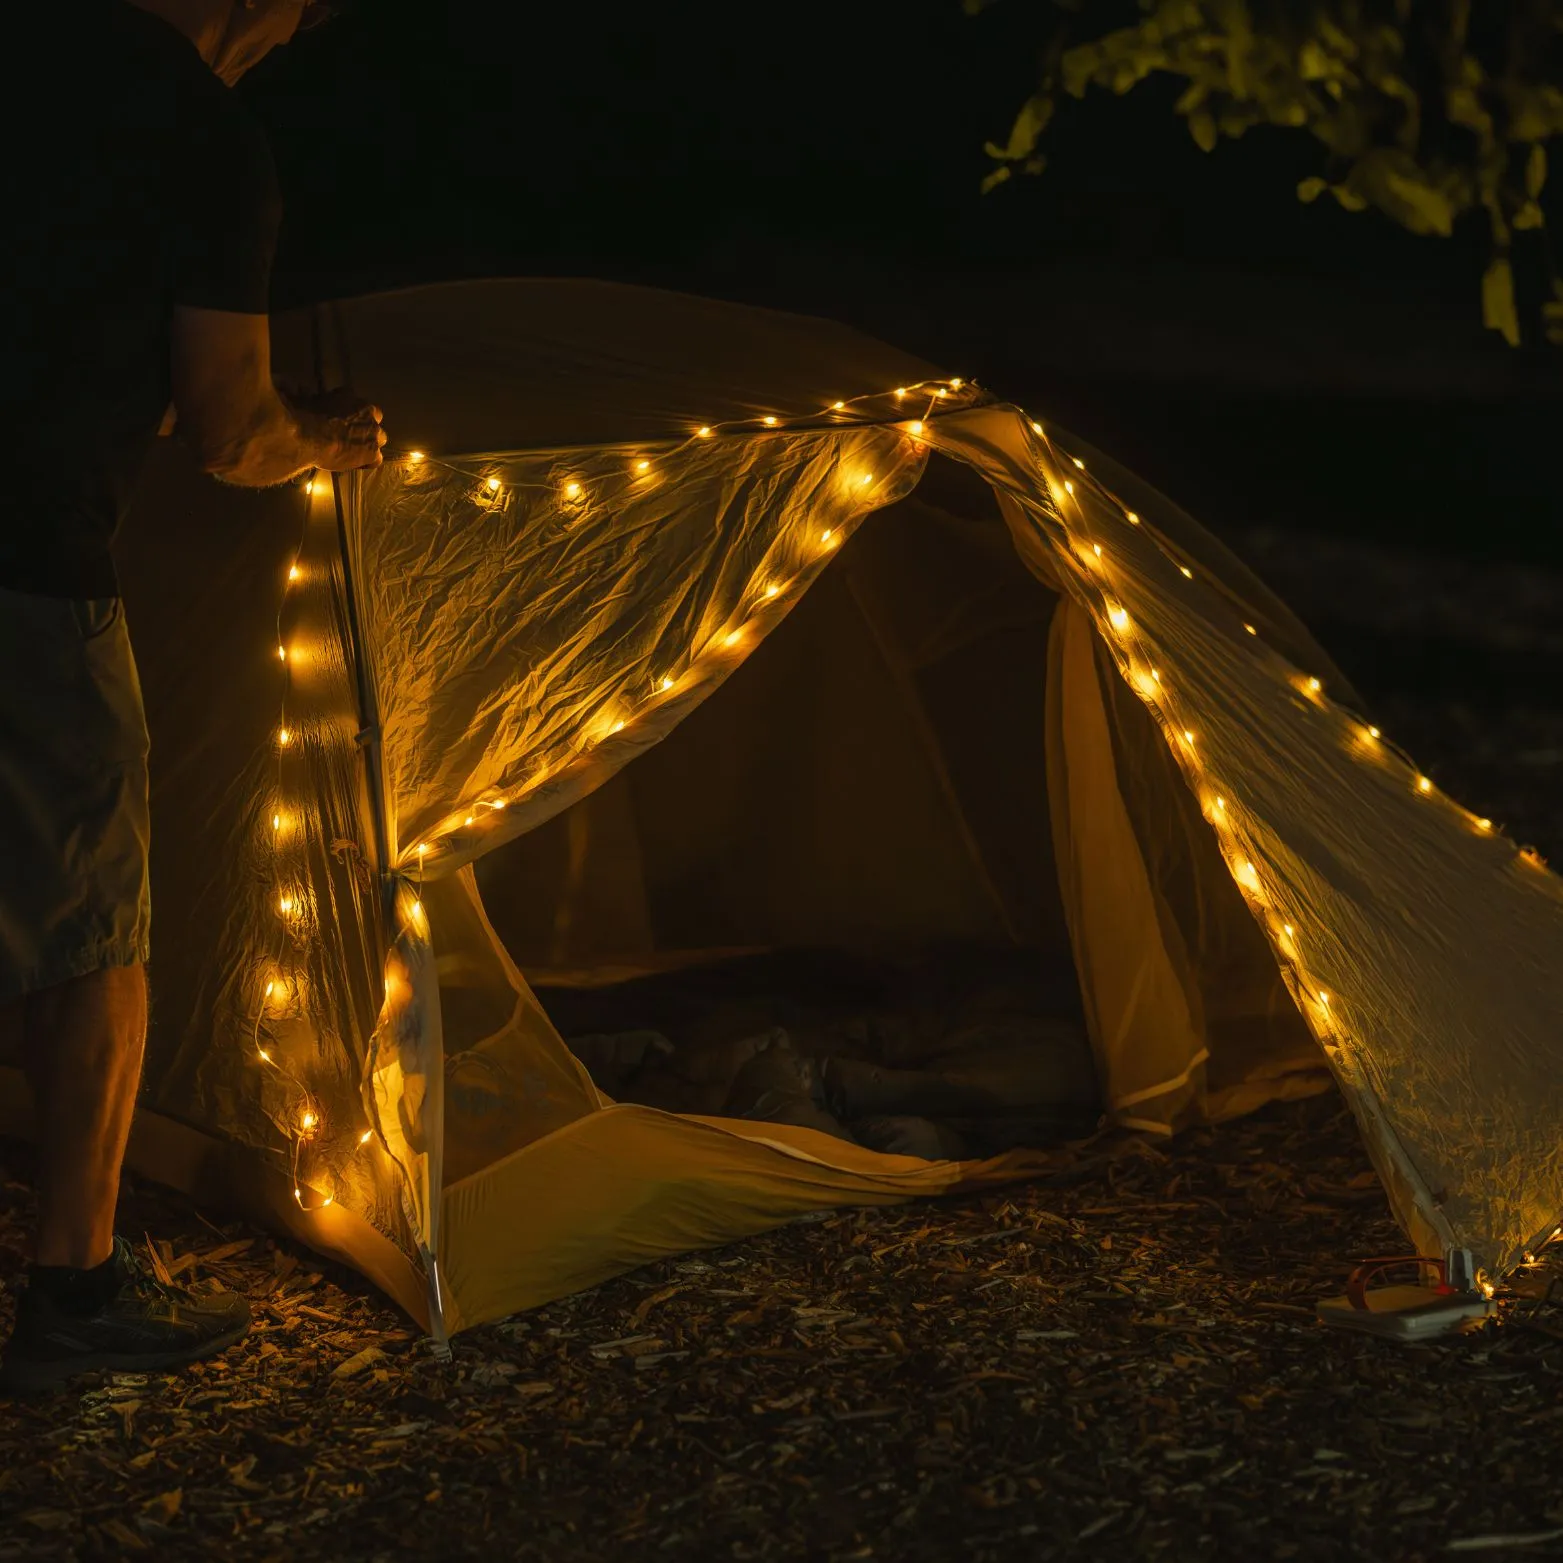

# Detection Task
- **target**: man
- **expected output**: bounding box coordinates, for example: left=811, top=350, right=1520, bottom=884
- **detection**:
left=0, top=0, right=384, bottom=1393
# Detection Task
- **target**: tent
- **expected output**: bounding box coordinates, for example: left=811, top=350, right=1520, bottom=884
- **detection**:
left=3, top=280, right=1559, bottom=1346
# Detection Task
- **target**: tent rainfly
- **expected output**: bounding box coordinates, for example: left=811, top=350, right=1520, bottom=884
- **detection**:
left=2, top=280, right=1558, bottom=1349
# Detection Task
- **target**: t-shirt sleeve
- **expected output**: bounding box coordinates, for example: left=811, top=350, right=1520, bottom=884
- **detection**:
left=170, top=91, right=281, bottom=315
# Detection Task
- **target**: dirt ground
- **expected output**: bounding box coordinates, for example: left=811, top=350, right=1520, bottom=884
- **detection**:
left=2, top=529, right=1561, bottom=1562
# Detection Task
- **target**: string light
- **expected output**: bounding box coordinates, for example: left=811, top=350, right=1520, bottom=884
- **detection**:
left=278, top=895, right=293, bottom=914
left=906, top=421, right=925, bottom=436
left=1243, top=622, right=1256, bottom=635
left=408, top=450, right=425, bottom=465
left=1107, top=605, right=1130, bottom=632
left=832, top=400, right=846, bottom=411
left=272, top=812, right=282, bottom=832
left=1367, top=726, right=1381, bottom=740
left=288, top=563, right=301, bottom=583
left=1063, top=480, right=1074, bottom=494
left=636, top=459, right=650, bottom=473
left=821, top=528, right=837, bottom=548
left=1179, top=565, right=1194, bottom=580
left=464, top=814, right=474, bottom=826
left=1072, top=457, right=1085, bottom=470
left=359, top=1129, right=373, bottom=1145
left=1126, top=511, right=1140, bottom=525
left=1030, top=421, right=1043, bottom=435
left=762, top=416, right=778, bottom=426
left=277, top=727, right=292, bottom=747
left=697, top=426, right=712, bottom=438
left=896, top=388, right=908, bottom=399
left=417, top=842, right=429, bottom=857
left=1417, top=776, right=1433, bottom=794
left=1476, top=817, right=1492, bottom=832
left=304, top=479, right=315, bottom=496
left=661, top=675, right=674, bottom=691
left=764, top=583, right=779, bottom=598
left=1307, top=677, right=1322, bottom=694
left=563, top=480, right=581, bottom=500
left=486, top=476, right=501, bottom=492
left=277, top=644, right=287, bottom=662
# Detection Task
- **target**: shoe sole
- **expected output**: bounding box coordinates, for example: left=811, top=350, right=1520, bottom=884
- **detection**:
left=0, top=1320, right=252, bottom=1395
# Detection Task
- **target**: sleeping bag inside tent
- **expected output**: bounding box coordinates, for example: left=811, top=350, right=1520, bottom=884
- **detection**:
left=2, top=279, right=1559, bottom=1342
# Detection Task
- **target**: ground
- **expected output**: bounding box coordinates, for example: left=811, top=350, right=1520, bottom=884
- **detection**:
left=2, top=528, right=1560, bottom=1562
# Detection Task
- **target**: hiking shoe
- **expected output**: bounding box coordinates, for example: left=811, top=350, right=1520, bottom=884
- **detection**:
left=0, top=1236, right=251, bottom=1393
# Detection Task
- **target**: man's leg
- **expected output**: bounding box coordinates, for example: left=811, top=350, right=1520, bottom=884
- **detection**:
left=21, top=965, right=147, bottom=1269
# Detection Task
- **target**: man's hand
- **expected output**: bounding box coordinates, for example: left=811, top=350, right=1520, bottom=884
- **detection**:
left=172, top=308, right=385, bottom=485
left=281, top=387, right=386, bottom=473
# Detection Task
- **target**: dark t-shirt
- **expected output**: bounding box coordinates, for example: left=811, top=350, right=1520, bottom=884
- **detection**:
left=0, top=2, right=281, bottom=597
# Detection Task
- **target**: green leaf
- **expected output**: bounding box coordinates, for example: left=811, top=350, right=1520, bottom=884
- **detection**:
left=1513, top=201, right=1545, bottom=231
left=1482, top=257, right=1521, bottom=348
left=1297, top=176, right=1328, bottom=203
left=989, top=94, right=1054, bottom=163
left=980, top=166, right=1013, bottom=195
left=1526, top=144, right=1547, bottom=201
left=1331, top=183, right=1369, bottom=212
left=1351, top=148, right=1455, bottom=236
left=1188, top=110, right=1218, bottom=152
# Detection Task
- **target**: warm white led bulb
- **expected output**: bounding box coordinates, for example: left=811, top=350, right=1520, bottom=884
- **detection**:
left=1072, top=457, right=1084, bottom=470
left=359, top=1129, right=372, bottom=1144
left=564, top=480, right=581, bottom=499
left=486, top=476, right=501, bottom=492
left=762, top=416, right=778, bottom=426
left=832, top=401, right=845, bottom=411
left=764, top=583, right=779, bottom=598
left=661, top=675, right=674, bottom=691
left=1368, top=725, right=1381, bottom=739
left=1179, top=565, right=1194, bottom=579
left=1063, top=480, right=1074, bottom=494
left=288, top=563, right=301, bottom=582
left=278, top=644, right=287, bottom=662
left=1417, top=776, right=1433, bottom=794
left=636, top=459, right=650, bottom=473
left=277, top=727, right=292, bottom=747
left=1126, top=511, right=1140, bottom=525
left=907, top=421, right=925, bottom=436
left=697, top=425, right=713, bottom=438
left=1307, top=677, right=1322, bottom=694
left=408, top=450, right=425, bottom=464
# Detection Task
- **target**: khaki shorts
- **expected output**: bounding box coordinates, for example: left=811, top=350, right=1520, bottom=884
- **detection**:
left=0, top=587, right=150, bottom=1003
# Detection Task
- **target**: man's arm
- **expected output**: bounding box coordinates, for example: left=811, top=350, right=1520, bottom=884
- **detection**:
left=171, top=307, right=384, bottom=485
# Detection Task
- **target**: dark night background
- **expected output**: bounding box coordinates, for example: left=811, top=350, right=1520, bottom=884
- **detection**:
left=242, top=0, right=1560, bottom=583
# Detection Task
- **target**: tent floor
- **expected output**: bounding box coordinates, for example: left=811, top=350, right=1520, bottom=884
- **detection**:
left=531, top=941, right=1100, bottom=1160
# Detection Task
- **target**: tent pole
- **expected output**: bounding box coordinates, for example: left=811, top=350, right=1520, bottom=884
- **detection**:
left=311, top=305, right=451, bottom=1355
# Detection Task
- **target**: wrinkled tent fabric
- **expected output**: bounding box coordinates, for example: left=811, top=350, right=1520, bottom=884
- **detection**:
left=2, top=279, right=1559, bottom=1338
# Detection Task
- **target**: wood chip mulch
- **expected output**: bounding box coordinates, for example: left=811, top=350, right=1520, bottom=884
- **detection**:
left=6, top=1093, right=1563, bottom=1563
